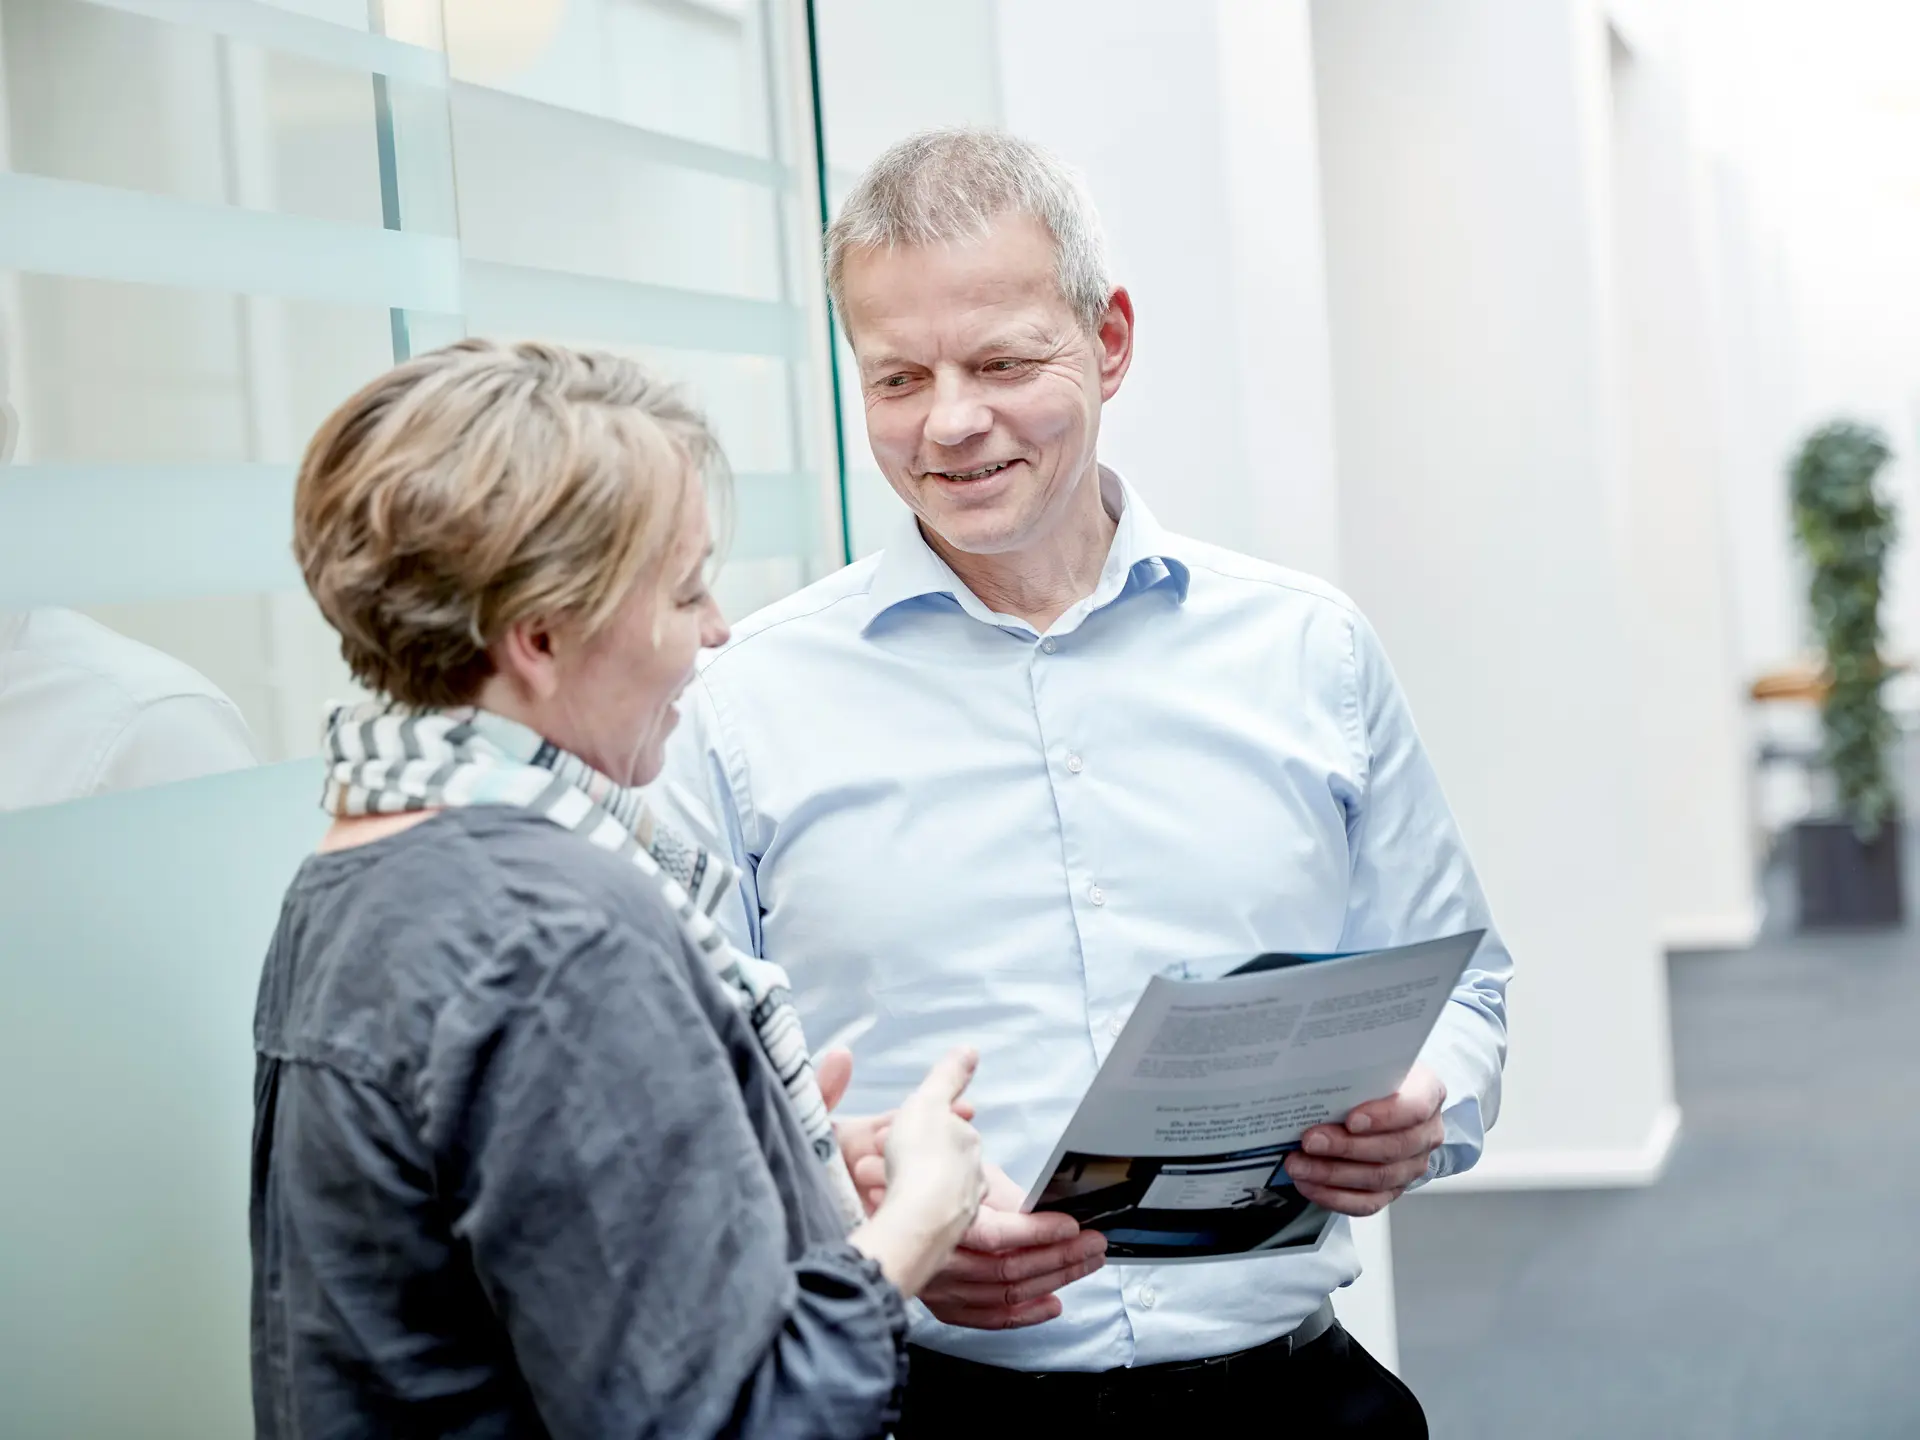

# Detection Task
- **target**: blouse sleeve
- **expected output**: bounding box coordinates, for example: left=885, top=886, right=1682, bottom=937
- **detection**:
left=425, top=914, right=908, bottom=1440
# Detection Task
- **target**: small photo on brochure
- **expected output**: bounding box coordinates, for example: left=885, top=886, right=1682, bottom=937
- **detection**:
left=1032, top=1144, right=1335, bottom=1261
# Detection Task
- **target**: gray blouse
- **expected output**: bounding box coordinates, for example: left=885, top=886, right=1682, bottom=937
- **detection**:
left=250, top=806, right=908, bottom=1439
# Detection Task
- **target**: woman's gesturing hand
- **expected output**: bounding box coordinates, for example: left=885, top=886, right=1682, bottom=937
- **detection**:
left=849, top=1047, right=987, bottom=1297
left=885, top=1047, right=989, bottom=1243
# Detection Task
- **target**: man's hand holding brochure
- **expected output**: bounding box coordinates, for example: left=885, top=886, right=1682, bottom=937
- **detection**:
left=1020, top=931, right=1485, bottom=1262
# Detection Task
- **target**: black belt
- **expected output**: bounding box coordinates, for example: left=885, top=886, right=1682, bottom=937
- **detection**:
left=906, top=1297, right=1338, bottom=1402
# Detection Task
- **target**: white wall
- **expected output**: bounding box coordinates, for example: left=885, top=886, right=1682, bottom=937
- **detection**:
left=1675, top=0, right=1920, bottom=842
left=1685, top=0, right=1920, bottom=688
left=814, top=0, right=1003, bottom=177
left=1607, top=28, right=1760, bottom=948
left=1702, top=163, right=1807, bottom=683
left=1313, top=0, right=1680, bottom=1184
left=995, top=0, right=1341, bottom=578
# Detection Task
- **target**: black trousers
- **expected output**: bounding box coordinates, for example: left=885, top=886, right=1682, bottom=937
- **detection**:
left=895, top=1322, right=1427, bottom=1439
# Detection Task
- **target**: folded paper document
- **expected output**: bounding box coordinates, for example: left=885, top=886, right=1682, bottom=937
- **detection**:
left=1022, top=931, right=1485, bottom=1263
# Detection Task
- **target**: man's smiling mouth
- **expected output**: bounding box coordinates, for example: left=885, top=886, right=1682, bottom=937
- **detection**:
left=931, top=461, right=1016, bottom=481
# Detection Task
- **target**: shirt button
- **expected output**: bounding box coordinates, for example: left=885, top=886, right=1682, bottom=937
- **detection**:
left=1040, top=638, right=1057, bottom=654
left=1089, top=884, right=1106, bottom=906
left=1139, top=1287, right=1157, bottom=1309
left=1107, top=1012, right=1125, bottom=1037
left=1065, top=752, right=1084, bottom=774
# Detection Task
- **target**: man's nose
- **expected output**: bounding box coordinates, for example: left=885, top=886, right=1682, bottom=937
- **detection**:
left=923, top=374, right=992, bottom=450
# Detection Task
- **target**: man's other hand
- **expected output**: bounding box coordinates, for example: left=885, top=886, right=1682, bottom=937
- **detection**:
left=1282, top=1062, right=1447, bottom=1216
left=850, top=1156, right=1107, bottom=1329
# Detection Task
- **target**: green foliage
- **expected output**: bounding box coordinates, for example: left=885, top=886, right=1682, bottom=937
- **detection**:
left=1790, top=420, right=1899, bottom=839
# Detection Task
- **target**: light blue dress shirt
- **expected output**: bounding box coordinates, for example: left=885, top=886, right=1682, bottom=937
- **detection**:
left=659, top=469, right=1511, bottom=1372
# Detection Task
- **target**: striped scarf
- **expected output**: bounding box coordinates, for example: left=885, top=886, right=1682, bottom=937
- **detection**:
left=321, top=700, right=863, bottom=1227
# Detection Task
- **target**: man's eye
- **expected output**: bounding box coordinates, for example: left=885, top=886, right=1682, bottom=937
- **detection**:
left=986, top=359, right=1023, bottom=373
left=881, top=374, right=911, bottom=388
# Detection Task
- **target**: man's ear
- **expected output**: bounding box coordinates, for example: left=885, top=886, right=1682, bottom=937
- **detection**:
left=1096, top=286, right=1135, bottom=402
left=489, top=615, right=564, bottom=703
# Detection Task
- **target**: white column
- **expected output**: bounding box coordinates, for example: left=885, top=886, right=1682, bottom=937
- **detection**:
left=994, top=0, right=1341, bottom=577
left=995, top=0, right=1393, bottom=1367
left=1312, top=0, right=1680, bottom=1186
left=1608, top=29, right=1761, bottom=949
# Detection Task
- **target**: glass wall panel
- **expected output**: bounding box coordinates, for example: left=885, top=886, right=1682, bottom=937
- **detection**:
left=0, top=0, right=458, bottom=817
left=0, top=0, right=842, bottom=810
left=445, top=0, right=841, bottom=620
left=0, top=762, right=328, bottom=1440
left=0, top=1, right=844, bottom=1434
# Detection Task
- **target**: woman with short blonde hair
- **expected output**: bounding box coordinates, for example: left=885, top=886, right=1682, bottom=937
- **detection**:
left=252, top=339, right=986, bottom=1439
left=293, top=340, right=711, bottom=708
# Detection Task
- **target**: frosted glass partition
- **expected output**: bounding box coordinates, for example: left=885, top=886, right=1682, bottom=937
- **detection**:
left=445, top=0, right=845, bottom=620
left=0, top=0, right=457, bottom=808
left=0, top=761, right=328, bottom=1440
left=0, top=0, right=850, bottom=1433
left=0, top=464, right=302, bottom=608
left=1, top=0, right=849, bottom=809
left=0, top=170, right=461, bottom=307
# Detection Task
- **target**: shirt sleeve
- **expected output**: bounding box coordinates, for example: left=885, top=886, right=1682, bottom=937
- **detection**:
left=432, top=915, right=908, bottom=1440
left=1335, top=609, right=1512, bottom=1182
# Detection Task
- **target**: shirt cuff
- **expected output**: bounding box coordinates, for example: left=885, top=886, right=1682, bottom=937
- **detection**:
left=1416, top=1005, right=1498, bottom=1183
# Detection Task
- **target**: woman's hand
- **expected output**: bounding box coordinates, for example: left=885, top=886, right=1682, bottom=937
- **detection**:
left=848, top=1047, right=987, bottom=1297
left=884, top=1047, right=988, bottom=1240
left=819, top=1046, right=973, bottom=1218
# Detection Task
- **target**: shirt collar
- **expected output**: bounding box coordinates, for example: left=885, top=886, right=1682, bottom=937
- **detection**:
left=863, top=465, right=1192, bottom=634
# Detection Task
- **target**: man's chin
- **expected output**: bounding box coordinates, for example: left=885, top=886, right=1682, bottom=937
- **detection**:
left=914, top=504, right=1029, bottom=558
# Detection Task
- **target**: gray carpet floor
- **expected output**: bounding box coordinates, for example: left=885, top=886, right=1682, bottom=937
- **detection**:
left=1392, top=840, right=1920, bottom=1439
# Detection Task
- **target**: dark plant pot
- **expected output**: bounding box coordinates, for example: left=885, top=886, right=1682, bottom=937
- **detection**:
left=1794, top=819, right=1905, bottom=929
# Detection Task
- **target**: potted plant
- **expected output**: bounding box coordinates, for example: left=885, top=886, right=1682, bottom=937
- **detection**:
left=1788, top=419, right=1904, bottom=927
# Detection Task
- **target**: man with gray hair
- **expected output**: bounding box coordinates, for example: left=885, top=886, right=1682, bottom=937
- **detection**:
left=662, top=128, right=1509, bottom=1435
